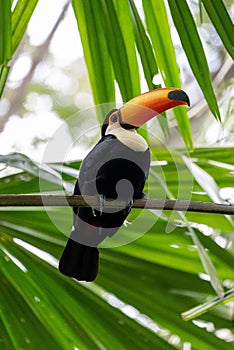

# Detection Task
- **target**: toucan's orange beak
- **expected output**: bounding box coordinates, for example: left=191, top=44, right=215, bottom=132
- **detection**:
left=120, top=88, right=190, bottom=127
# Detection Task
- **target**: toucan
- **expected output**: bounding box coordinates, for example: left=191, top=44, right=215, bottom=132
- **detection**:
left=59, top=88, right=190, bottom=281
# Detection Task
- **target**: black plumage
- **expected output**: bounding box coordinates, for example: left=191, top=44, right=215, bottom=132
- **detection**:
left=59, top=129, right=150, bottom=281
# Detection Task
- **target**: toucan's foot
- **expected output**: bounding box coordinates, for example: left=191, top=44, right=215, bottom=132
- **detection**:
left=124, top=199, right=133, bottom=216
left=98, top=194, right=105, bottom=216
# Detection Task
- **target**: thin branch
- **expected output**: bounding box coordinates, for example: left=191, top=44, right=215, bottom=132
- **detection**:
left=0, top=195, right=233, bottom=214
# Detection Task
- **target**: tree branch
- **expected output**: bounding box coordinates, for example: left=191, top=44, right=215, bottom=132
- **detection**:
left=0, top=195, right=233, bottom=215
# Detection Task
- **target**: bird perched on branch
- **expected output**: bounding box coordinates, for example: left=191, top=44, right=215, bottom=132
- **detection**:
left=59, top=88, right=190, bottom=281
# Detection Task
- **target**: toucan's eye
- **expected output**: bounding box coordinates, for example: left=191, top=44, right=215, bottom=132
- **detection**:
left=111, top=115, right=118, bottom=122
left=109, top=114, right=119, bottom=124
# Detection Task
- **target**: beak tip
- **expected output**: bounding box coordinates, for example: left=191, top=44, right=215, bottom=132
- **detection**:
left=168, top=89, right=190, bottom=107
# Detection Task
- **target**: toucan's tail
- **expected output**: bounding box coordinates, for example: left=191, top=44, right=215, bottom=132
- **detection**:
left=59, top=239, right=99, bottom=282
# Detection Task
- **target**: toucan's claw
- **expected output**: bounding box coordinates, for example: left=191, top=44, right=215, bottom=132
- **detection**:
left=98, top=194, right=105, bottom=216
left=124, top=199, right=133, bottom=216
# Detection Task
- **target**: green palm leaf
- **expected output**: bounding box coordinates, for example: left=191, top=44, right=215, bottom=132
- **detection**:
left=129, top=0, right=159, bottom=91
left=201, top=0, right=234, bottom=60
left=0, top=0, right=11, bottom=65
left=0, top=0, right=11, bottom=96
left=72, top=0, right=115, bottom=114
left=167, top=0, right=221, bottom=121
left=110, top=0, right=141, bottom=99
left=142, top=0, right=193, bottom=149
left=12, top=0, right=39, bottom=53
left=0, top=0, right=39, bottom=97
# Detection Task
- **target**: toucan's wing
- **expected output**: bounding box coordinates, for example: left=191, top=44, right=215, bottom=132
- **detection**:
left=77, top=134, right=118, bottom=194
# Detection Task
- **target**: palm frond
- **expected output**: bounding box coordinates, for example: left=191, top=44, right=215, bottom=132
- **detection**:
left=0, top=147, right=233, bottom=348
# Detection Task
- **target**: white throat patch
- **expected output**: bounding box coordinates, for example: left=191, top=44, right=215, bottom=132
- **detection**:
left=105, top=124, right=148, bottom=152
